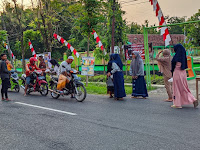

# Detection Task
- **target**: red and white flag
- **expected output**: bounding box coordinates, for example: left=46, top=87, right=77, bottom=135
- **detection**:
left=28, top=40, right=37, bottom=58
left=92, top=29, right=104, bottom=51
left=149, top=0, right=171, bottom=46
left=3, top=41, right=15, bottom=59
left=53, top=33, right=79, bottom=58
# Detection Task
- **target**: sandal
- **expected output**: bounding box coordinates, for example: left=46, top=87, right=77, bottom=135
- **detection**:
left=165, top=99, right=173, bottom=102
left=171, top=105, right=182, bottom=109
left=5, top=98, right=12, bottom=101
left=131, top=96, right=137, bottom=99
left=109, top=95, right=113, bottom=98
left=193, top=100, right=199, bottom=108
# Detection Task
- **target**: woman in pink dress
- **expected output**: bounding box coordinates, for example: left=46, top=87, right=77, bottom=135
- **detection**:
left=171, top=44, right=198, bottom=109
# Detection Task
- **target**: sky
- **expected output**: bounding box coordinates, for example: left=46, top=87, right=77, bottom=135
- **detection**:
left=119, top=0, right=200, bottom=25
left=0, top=0, right=200, bottom=25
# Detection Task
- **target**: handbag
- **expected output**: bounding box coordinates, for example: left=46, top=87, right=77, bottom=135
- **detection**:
left=106, top=77, right=114, bottom=87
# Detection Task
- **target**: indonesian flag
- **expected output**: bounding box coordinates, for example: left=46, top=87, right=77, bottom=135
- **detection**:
left=149, top=0, right=171, bottom=46
left=53, top=33, right=79, bottom=58
left=28, top=40, right=37, bottom=58
left=92, top=29, right=104, bottom=51
left=3, top=41, right=15, bottom=59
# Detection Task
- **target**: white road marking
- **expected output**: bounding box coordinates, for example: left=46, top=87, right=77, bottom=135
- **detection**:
left=15, top=102, right=77, bottom=116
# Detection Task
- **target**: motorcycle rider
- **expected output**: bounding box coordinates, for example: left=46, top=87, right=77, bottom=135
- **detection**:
left=58, top=56, right=74, bottom=76
left=24, top=57, right=40, bottom=96
left=58, top=56, right=74, bottom=98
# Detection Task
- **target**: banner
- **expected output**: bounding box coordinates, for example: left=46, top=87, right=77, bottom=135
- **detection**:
left=124, top=44, right=145, bottom=60
left=81, top=57, right=95, bottom=76
left=44, top=52, right=51, bottom=66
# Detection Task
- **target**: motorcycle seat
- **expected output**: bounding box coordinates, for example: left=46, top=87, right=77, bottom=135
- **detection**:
left=52, top=77, right=58, bottom=81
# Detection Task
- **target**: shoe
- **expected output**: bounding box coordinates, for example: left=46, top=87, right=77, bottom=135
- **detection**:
left=171, top=105, right=182, bottom=109
left=1, top=98, right=5, bottom=101
left=193, top=100, right=198, bottom=108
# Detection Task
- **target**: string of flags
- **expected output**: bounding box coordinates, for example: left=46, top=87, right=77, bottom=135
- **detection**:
left=149, top=0, right=171, bottom=46
left=3, top=41, right=15, bottom=59
left=28, top=40, right=37, bottom=58
left=53, top=33, right=79, bottom=58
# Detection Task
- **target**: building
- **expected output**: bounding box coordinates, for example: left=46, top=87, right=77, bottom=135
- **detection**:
left=127, top=34, right=185, bottom=46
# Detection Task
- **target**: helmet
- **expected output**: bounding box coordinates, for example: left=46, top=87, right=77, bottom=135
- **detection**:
left=30, top=57, right=37, bottom=65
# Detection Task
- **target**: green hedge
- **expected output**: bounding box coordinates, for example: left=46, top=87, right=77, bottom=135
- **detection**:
left=78, top=74, right=164, bottom=85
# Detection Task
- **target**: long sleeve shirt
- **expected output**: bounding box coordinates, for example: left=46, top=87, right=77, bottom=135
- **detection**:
left=111, top=62, right=121, bottom=74
left=0, top=60, right=10, bottom=79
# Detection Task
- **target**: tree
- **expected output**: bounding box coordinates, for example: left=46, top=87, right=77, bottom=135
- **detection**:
left=94, top=47, right=109, bottom=75
left=165, top=16, right=185, bottom=34
left=0, top=30, right=7, bottom=52
left=185, top=9, right=200, bottom=47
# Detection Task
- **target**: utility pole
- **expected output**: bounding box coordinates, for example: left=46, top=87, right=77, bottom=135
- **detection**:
left=111, top=0, right=115, bottom=54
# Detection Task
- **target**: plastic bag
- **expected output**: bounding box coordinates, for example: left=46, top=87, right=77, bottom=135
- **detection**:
left=57, top=74, right=71, bottom=90
left=106, top=77, right=114, bottom=87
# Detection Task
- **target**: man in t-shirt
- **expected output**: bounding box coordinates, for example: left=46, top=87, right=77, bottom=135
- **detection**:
left=58, top=56, right=74, bottom=76
left=58, top=56, right=74, bottom=98
left=24, top=57, right=40, bottom=96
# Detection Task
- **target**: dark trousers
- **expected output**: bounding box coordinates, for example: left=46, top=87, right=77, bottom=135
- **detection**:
left=1, top=78, right=9, bottom=99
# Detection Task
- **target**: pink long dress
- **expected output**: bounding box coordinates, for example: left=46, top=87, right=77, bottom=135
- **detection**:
left=172, top=62, right=196, bottom=107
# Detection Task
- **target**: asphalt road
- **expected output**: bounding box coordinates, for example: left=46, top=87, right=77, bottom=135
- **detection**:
left=0, top=88, right=200, bottom=150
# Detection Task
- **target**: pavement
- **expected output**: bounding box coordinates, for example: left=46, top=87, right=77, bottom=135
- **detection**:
left=0, top=80, right=199, bottom=150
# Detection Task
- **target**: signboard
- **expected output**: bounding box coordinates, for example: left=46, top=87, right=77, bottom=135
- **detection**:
left=81, top=57, right=95, bottom=76
left=124, top=44, right=145, bottom=60
left=44, top=52, right=51, bottom=67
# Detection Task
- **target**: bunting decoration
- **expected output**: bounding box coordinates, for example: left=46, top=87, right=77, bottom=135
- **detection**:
left=53, top=33, right=79, bottom=58
left=92, top=29, right=104, bottom=51
left=149, top=0, right=171, bottom=46
left=3, top=41, right=15, bottom=59
left=28, top=40, right=37, bottom=58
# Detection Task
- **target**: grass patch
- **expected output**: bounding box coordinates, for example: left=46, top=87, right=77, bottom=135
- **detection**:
left=84, top=82, right=156, bottom=95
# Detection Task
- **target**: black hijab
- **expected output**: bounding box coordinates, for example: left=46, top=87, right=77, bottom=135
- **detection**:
left=50, top=59, right=60, bottom=67
left=107, top=54, right=114, bottom=73
left=171, top=44, right=188, bottom=73
left=112, top=54, right=123, bottom=70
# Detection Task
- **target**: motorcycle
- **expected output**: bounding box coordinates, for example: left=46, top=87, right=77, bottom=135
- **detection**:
left=9, top=70, right=20, bottom=92
left=21, top=70, right=48, bottom=96
left=48, top=69, right=87, bottom=102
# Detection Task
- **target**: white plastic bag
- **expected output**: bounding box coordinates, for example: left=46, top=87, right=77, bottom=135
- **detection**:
left=168, top=78, right=173, bottom=83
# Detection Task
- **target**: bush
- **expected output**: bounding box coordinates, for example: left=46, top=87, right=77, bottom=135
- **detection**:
left=78, top=74, right=164, bottom=85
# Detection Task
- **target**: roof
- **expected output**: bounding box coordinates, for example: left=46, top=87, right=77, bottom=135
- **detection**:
left=127, top=34, right=185, bottom=46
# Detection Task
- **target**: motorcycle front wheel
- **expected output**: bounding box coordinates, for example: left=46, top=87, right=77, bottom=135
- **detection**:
left=40, top=83, right=48, bottom=96
left=14, top=84, right=20, bottom=92
left=74, top=84, right=87, bottom=102
left=50, top=83, right=60, bottom=99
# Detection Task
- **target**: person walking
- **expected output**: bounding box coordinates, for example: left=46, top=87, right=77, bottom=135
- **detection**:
left=107, top=54, right=126, bottom=100
left=0, top=54, right=11, bottom=101
left=106, top=54, right=114, bottom=98
left=171, top=44, right=198, bottom=109
left=156, top=49, right=172, bottom=102
left=130, top=51, right=148, bottom=99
